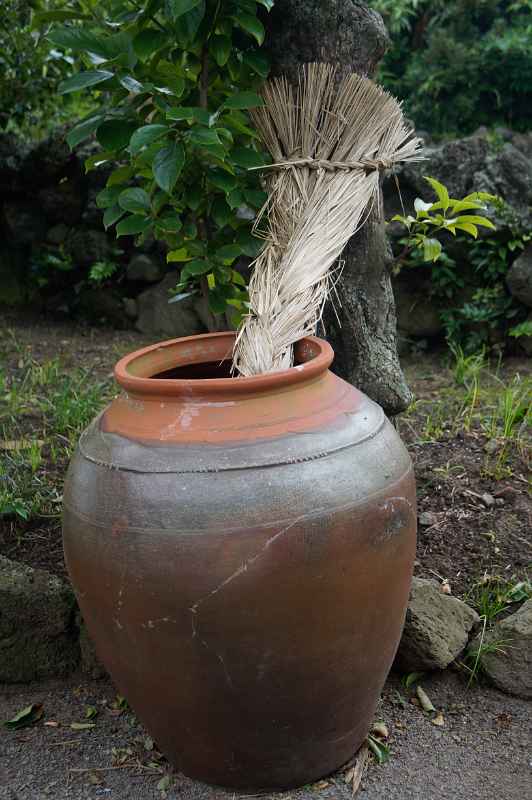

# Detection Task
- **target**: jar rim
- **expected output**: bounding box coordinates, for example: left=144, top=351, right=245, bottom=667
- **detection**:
left=114, top=331, right=334, bottom=398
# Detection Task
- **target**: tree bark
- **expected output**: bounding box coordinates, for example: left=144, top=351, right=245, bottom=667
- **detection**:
left=262, top=1, right=412, bottom=415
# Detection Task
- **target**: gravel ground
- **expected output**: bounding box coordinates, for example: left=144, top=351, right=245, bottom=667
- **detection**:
left=1, top=671, right=530, bottom=800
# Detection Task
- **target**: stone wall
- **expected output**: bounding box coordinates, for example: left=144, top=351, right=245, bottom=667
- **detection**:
left=2, top=126, right=532, bottom=348
left=0, top=129, right=206, bottom=338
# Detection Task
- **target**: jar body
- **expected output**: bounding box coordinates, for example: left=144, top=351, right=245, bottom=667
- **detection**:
left=63, top=333, right=416, bottom=789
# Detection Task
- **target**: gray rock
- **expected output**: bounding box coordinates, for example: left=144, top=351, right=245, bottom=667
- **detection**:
left=46, top=223, right=69, bottom=245
left=123, top=297, right=138, bottom=319
left=64, top=229, right=110, bottom=268
left=126, top=253, right=164, bottom=283
left=393, top=274, right=443, bottom=338
left=516, top=312, right=532, bottom=355
left=136, top=272, right=205, bottom=338
left=478, top=599, right=532, bottom=699
left=395, top=577, right=480, bottom=671
left=38, top=177, right=84, bottom=225
left=0, top=556, right=79, bottom=682
left=79, top=618, right=107, bottom=680
left=3, top=201, right=46, bottom=245
left=506, top=244, right=532, bottom=308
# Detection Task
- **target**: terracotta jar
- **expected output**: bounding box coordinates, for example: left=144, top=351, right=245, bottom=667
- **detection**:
left=63, top=331, right=416, bottom=789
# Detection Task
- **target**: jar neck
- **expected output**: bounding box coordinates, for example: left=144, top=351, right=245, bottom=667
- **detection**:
left=102, top=332, right=362, bottom=444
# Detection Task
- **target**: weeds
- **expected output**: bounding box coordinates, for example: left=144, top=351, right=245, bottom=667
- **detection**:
left=462, top=616, right=511, bottom=687
left=0, top=355, right=112, bottom=522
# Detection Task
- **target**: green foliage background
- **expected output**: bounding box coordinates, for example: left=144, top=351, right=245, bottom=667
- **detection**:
left=372, top=0, right=532, bottom=135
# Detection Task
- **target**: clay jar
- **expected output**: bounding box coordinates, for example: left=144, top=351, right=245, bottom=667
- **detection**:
left=62, top=331, right=416, bottom=789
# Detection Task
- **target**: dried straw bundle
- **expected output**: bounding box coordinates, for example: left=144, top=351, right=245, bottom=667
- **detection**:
left=233, top=63, right=424, bottom=376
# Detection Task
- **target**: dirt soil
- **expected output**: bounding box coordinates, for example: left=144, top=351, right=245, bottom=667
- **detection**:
left=1, top=670, right=530, bottom=800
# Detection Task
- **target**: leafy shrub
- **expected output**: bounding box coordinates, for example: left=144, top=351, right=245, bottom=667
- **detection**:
left=392, top=181, right=531, bottom=350
left=0, top=1, right=94, bottom=138
left=373, top=0, right=532, bottom=135
left=42, top=0, right=275, bottom=325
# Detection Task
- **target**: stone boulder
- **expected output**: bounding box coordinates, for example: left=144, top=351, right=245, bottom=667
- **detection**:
left=78, top=617, right=107, bottom=680
left=395, top=577, right=479, bottom=671
left=477, top=599, right=532, bottom=699
left=136, top=272, right=205, bottom=338
left=0, top=556, right=79, bottom=682
left=506, top=244, right=532, bottom=308
left=64, top=229, right=111, bottom=268
left=127, top=253, right=164, bottom=283
left=393, top=273, right=443, bottom=338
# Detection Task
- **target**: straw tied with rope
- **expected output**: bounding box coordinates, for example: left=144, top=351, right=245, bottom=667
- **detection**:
left=232, top=63, right=424, bottom=378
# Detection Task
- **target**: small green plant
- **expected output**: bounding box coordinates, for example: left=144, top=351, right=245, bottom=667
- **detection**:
left=89, top=260, right=120, bottom=284
left=462, top=617, right=510, bottom=687
left=392, top=177, right=497, bottom=264
left=42, top=0, right=276, bottom=325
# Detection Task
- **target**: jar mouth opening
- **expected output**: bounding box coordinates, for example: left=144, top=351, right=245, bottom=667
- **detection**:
left=114, top=332, right=334, bottom=397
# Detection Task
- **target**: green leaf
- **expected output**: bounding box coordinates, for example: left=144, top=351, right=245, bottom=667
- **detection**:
left=118, top=188, right=151, bottom=214
left=424, top=176, right=449, bottom=211
left=210, top=35, right=231, bottom=67
left=242, top=51, right=270, bottom=78
left=237, top=230, right=263, bottom=258
left=174, top=1, right=205, bottom=43
left=227, top=188, right=244, bottom=209
left=212, top=197, right=232, bottom=227
left=448, top=199, right=483, bottom=213
left=97, top=120, right=137, bottom=151
left=58, top=70, right=114, bottom=94
left=216, top=244, right=242, bottom=262
left=188, top=127, right=221, bottom=146
left=224, top=91, right=265, bottom=110
left=96, top=187, right=122, bottom=209
left=185, top=185, right=202, bottom=210
left=455, top=222, right=478, bottom=237
left=107, top=165, right=135, bottom=186
left=256, top=0, right=275, bottom=9
left=32, top=9, right=88, bottom=26
left=66, top=114, right=104, bottom=149
left=129, top=124, right=169, bottom=154
left=167, top=249, right=191, bottom=262
left=233, top=12, right=265, bottom=45
left=230, top=147, right=267, bottom=169
left=414, top=198, right=433, bottom=214
left=208, top=170, right=237, bottom=193
left=222, top=112, right=259, bottom=138
left=423, top=237, right=442, bottom=262
left=454, top=215, right=496, bottom=229
left=166, top=107, right=211, bottom=125
left=47, top=27, right=109, bottom=57
left=119, top=75, right=145, bottom=94
left=3, top=704, right=44, bottom=730
left=231, top=269, right=247, bottom=287
left=208, top=288, right=228, bottom=314
left=103, top=205, right=125, bottom=230
left=116, top=215, right=152, bottom=237
left=167, top=0, right=202, bottom=20
left=157, top=213, right=182, bottom=232
left=182, top=259, right=212, bottom=278
left=152, top=141, right=185, bottom=193
left=244, top=189, right=268, bottom=208
left=133, top=28, right=167, bottom=60
left=84, top=151, right=113, bottom=173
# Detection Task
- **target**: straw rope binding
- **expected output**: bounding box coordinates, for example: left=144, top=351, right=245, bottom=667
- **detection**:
left=233, top=63, right=424, bottom=377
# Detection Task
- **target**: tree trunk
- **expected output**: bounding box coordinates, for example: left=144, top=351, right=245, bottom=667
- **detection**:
left=262, top=1, right=412, bottom=415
